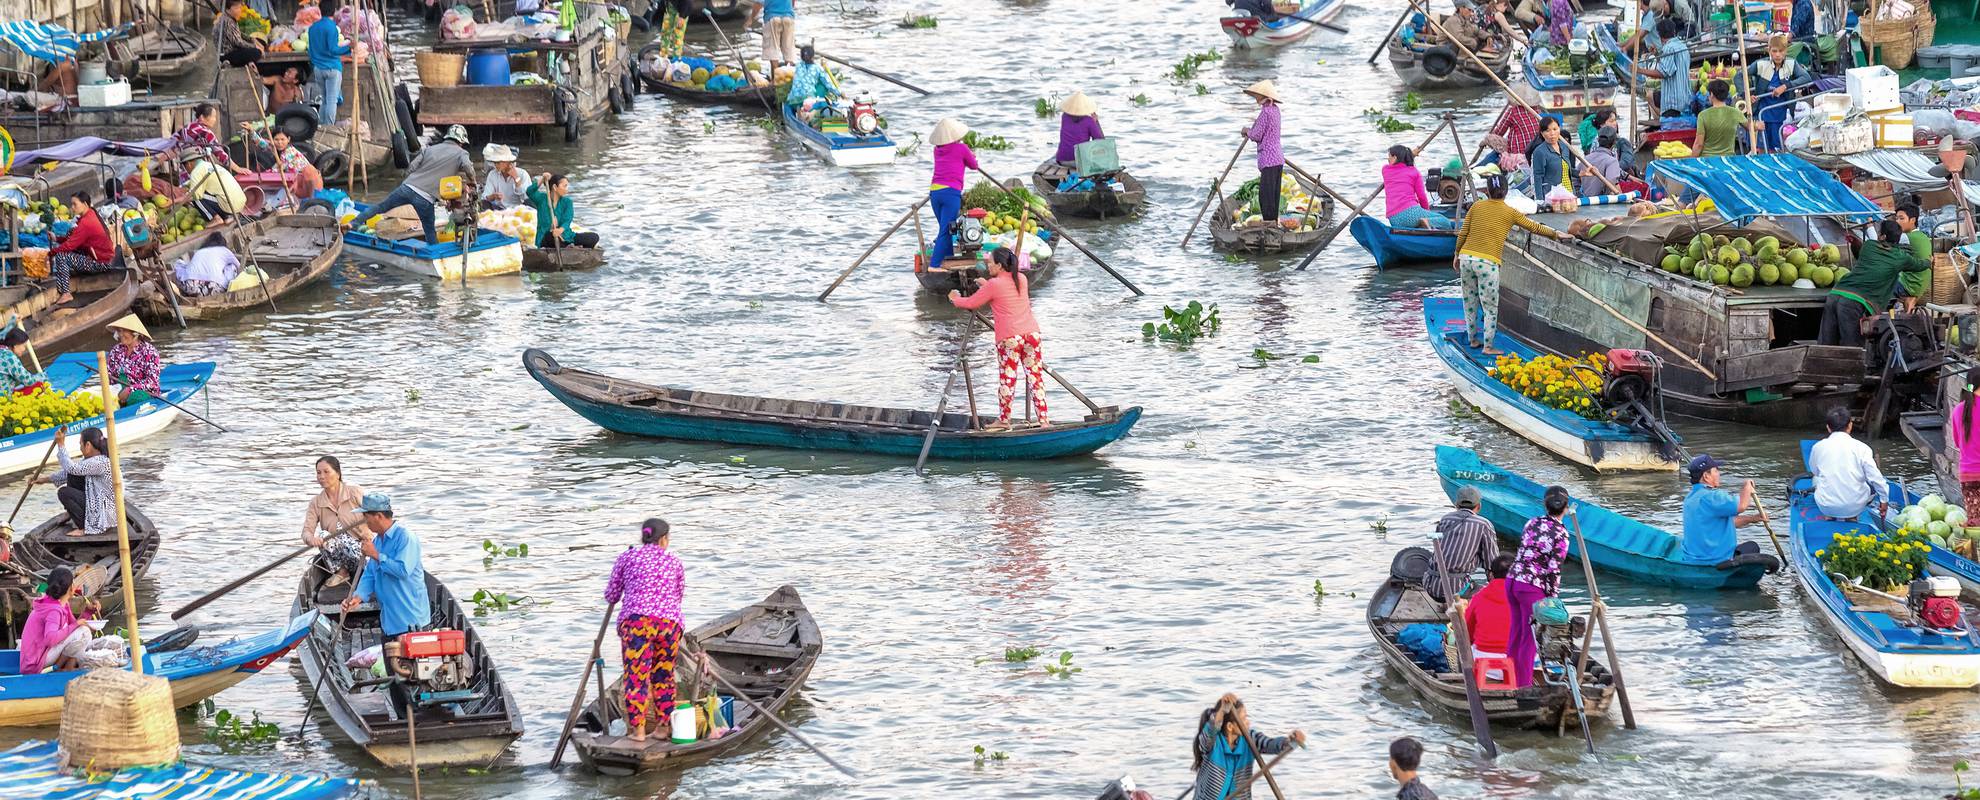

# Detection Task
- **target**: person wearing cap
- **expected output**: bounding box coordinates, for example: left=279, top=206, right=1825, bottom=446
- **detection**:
left=1749, top=33, right=1805, bottom=152
left=340, top=493, right=430, bottom=640
left=48, top=192, right=115, bottom=306
left=927, top=118, right=978, bottom=266
left=351, top=125, right=476, bottom=244
left=1680, top=454, right=1768, bottom=566
left=1431, top=486, right=1498, bottom=606
left=40, top=427, right=113, bottom=536
left=479, top=145, right=532, bottom=210
left=0, top=327, right=47, bottom=396
left=1241, top=80, right=1284, bottom=228
left=105, top=315, right=163, bottom=406
left=1053, top=92, right=1104, bottom=168
left=1453, top=174, right=1572, bottom=354
left=1810, top=407, right=1890, bottom=520
left=1506, top=486, right=1572, bottom=688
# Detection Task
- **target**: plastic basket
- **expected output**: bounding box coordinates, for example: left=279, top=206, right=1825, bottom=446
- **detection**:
left=1074, top=138, right=1119, bottom=176
left=416, top=51, right=465, bottom=89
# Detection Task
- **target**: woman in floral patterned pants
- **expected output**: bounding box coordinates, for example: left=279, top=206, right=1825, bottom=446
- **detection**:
left=606, top=517, right=687, bottom=742
left=950, top=247, right=1049, bottom=430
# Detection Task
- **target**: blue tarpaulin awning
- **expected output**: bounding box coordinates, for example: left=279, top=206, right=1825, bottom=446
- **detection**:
left=0, top=741, right=363, bottom=799
left=1646, top=153, right=1886, bottom=226
left=0, top=20, right=132, bottom=63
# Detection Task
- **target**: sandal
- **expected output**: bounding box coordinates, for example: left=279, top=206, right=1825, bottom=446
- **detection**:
left=983, top=421, right=1012, bottom=432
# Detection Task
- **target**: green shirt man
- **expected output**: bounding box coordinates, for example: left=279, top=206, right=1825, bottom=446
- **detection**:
left=1695, top=104, right=1747, bottom=157
left=1895, top=204, right=1933, bottom=306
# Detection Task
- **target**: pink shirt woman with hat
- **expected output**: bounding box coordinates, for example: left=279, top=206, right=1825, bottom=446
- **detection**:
left=105, top=315, right=163, bottom=404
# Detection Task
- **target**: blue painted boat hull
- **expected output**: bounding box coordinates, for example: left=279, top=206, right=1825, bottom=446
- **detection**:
left=1353, top=216, right=1455, bottom=269
left=0, top=354, right=218, bottom=475
left=0, top=612, right=315, bottom=726
left=523, top=349, right=1138, bottom=461
left=1435, top=445, right=1765, bottom=589
left=782, top=104, right=896, bottom=166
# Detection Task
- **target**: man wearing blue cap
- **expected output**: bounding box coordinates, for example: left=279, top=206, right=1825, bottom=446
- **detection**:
left=1681, top=454, right=1772, bottom=569
left=341, top=493, right=429, bottom=638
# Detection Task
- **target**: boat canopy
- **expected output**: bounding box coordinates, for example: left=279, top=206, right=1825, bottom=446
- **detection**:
left=0, top=20, right=131, bottom=63
left=1647, top=153, right=1886, bottom=225
left=0, top=740, right=362, bottom=798
left=14, top=135, right=174, bottom=167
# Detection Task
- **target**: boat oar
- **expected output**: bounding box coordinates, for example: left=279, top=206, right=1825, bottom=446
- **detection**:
left=702, top=9, right=777, bottom=119
left=817, top=197, right=929, bottom=302
left=1173, top=748, right=1294, bottom=800
left=1182, top=137, right=1248, bottom=248
left=915, top=315, right=974, bottom=475
left=76, top=361, right=229, bottom=432
left=1267, top=9, right=1349, bottom=34
left=965, top=311, right=1101, bottom=415
left=811, top=49, right=929, bottom=95
left=1296, top=113, right=1455, bottom=270
left=5, top=438, right=60, bottom=528
left=170, top=520, right=366, bottom=621
left=296, top=556, right=365, bottom=740
left=1445, top=601, right=1499, bottom=759
left=1367, top=6, right=1413, bottom=64
left=1567, top=509, right=1636, bottom=729
left=1757, top=502, right=1791, bottom=570
left=971, top=168, right=1144, bottom=296
left=682, top=637, right=861, bottom=778
left=406, top=689, right=423, bottom=800
left=549, top=600, right=617, bottom=768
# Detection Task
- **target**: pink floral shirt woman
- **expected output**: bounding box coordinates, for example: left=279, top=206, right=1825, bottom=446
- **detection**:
left=605, top=544, right=684, bottom=625
left=1510, top=514, right=1570, bottom=596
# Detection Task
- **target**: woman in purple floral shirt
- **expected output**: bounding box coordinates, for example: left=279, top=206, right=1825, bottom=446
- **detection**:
left=605, top=517, right=686, bottom=743
left=1506, top=486, right=1571, bottom=688
left=105, top=316, right=162, bottom=405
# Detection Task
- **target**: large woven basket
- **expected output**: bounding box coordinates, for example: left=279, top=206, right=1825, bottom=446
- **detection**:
left=58, top=669, right=179, bottom=772
left=1932, top=252, right=1967, bottom=305
left=416, top=51, right=465, bottom=89
left=1914, top=7, right=1938, bottom=50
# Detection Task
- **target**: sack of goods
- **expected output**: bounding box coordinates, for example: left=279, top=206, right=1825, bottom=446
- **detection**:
left=476, top=206, right=540, bottom=241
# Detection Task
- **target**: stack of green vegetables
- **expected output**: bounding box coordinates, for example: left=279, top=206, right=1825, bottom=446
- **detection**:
left=961, top=181, right=1052, bottom=220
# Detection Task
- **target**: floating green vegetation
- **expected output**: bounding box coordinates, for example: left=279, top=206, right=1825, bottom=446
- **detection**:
left=1034, top=97, right=1054, bottom=117
left=1143, top=301, right=1222, bottom=345
left=404, top=387, right=421, bottom=405
left=1370, top=114, right=1417, bottom=133
left=1131, top=93, right=1151, bottom=107
left=899, top=13, right=937, bottom=28
left=1370, top=514, right=1389, bottom=537
left=481, top=539, right=529, bottom=568
left=1312, top=579, right=1326, bottom=597
left=895, top=131, right=923, bottom=158
left=973, top=744, right=1010, bottom=765
left=1005, top=645, right=1041, bottom=663
left=1195, top=83, right=1210, bottom=96
left=747, top=116, right=778, bottom=133
left=1251, top=348, right=1283, bottom=363
left=1954, top=760, right=1980, bottom=799
left=1043, top=651, right=1082, bottom=678
left=1400, top=91, right=1423, bottom=112
left=961, top=131, right=1013, bottom=151
left=1169, top=48, right=1223, bottom=82
left=206, top=708, right=281, bottom=750
left=469, top=589, right=539, bottom=616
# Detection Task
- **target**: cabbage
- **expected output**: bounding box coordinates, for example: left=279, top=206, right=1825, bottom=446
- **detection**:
left=1948, top=507, right=1969, bottom=528
left=1928, top=520, right=1952, bottom=538
left=1901, top=507, right=1932, bottom=531
left=1933, top=533, right=1950, bottom=547
left=1923, top=494, right=1950, bottom=520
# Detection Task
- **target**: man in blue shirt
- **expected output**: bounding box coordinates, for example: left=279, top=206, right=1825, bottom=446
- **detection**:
left=1681, top=454, right=1770, bottom=567
left=1634, top=18, right=1691, bottom=119
left=341, top=493, right=429, bottom=637
left=307, top=3, right=354, bottom=125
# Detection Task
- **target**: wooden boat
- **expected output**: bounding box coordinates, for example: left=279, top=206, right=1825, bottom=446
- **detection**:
left=137, top=208, right=345, bottom=322
left=522, top=244, right=608, bottom=273
left=1787, top=444, right=1980, bottom=687
left=636, top=46, right=773, bottom=110
left=291, top=557, right=524, bottom=768
left=1388, top=17, right=1514, bottom=89
left=0, top=612, right=314, bottom=727
left=571, top=585, right=821, bottom=775
left=782, top=103, right=896, bottom=168
left=1352, top=216, right=1457, bottom=269
left=1516, top=41, right=1619, bottom=117
left=0, top=737, right=360, bottom=796
left=217, top=52, right=408, bottom=171
left=0, top=355, right=215, bottom=478
left=419, top=17, right=635, bottom=143
left=0, top=269, right=143, bottom=355
left=125, top=25, right=211, bottom=81
left=343, top=205, right=525, bottom=281
left=0, top=99, right=205, bottom=151
left=1424, top=297, right=1679, bottom=472
left=524, top=349, right=1141, bottom=461
left=1220, top=0, right=1343, bottom=49
left=1030, top=160, right=1146, bottom=219
left=913, top=251, right=1057, bottom=294
left=1366, top=565, right=1615, bottom=729
left=0, top=505, right=163, bottom=649
left=1435, top=446, right=1774, bottom=589
left=1208, top=176, right=1334, bottom=255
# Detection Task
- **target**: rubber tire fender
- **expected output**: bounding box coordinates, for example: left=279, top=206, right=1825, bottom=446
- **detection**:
left=272, top=102, right=321, bottom=143
left=393, top=85, right=422, bottom=154
left=608, top=85, right=628, bottom=114
left=565, top=111, right=582, bottom=142
left=312, top=147, right=351, bottom=182
left=390, top=130, right=413, bottom=169
left=1422, top=45, right=1458, bottom=78
left=297, top=197, right=338, bottom=217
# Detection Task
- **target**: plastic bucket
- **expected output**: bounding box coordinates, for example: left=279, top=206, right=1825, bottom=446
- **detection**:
left=80, top=61, right=108, bottom=84
left=465, top=49, right=512, bottom=87
left=669, top=701, right=697, bottom=744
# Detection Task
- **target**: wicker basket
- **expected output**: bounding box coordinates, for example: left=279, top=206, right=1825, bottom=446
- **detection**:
left=58, top=669, right=179, bottom=771
left=416, top=51, right=465, bottom=89
left=1914, top=6, right=1938, bottom=50
left=1932, top=252, right=1967, bottom=305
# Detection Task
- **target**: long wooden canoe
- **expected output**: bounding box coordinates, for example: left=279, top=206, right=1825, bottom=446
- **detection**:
left=1209, top=173, right=1334, bottom=254
left=0, top=505, right=161, bottom=649
left=524, top=349, right=1141, bottom=461
left=572, top=585, right=822, bottom=775
left=291, top=557, right=524, bottom=769
left=522, top=245, right=608, bottom=273
left=1030, top=159, right=1146, bottom=219
left=138, top=209, right=345, bottom=321
left=0, top=270, right=142, bottom=354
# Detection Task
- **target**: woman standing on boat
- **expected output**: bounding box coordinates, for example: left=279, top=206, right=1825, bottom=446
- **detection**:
left=0, top=329, right=46, bottom=396
left=1240, top=80, right=1284, bottom=228
left=1506, top=486, right=1572, bottom=689
left=1949, top=368, right=1980, bottom=521
left=605, top=517, right=686, bottom=744
left=301, top=456, right=366, bottom=587
left=949, top=247, right=1048, bottom=430
left=105, top=316, right=163, bottom=406
left=1190, top=693, right=1305, bottom=800
left=1382, top=145, right=1452, bottom=230
left=927, top=119, right=977, bottom=265
left=1053, top=92, right=1103, bottom=169
left=1451, top=174, right=1570, bottom=354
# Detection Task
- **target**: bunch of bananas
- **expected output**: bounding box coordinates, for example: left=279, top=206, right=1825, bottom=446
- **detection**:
left=1654, top=141, right=1692, bottom=159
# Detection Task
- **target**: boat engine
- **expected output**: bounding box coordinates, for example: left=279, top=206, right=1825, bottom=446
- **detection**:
left=1588, top=348, right=1684, bottom=462
left=385, top=629, right=478, bottom=703
left=1908, top=576, right=1967, bottom=633
left=848, top=92, right=881, bottom=137
left=951, top=208, right=988, bottom=259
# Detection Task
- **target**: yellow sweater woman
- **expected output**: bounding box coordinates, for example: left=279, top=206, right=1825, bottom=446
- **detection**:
left=1452, top=174, right=1570, bottom=354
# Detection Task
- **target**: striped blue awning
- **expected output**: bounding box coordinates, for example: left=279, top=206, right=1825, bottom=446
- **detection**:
left=1646, top=153, right=1886, bottom=226
left=0, top=20, right=131, bottom=63
left=0, top=741, right=364, bottom=799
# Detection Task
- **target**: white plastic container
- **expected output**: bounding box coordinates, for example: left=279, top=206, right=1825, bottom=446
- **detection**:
left=669, top=702, right=697, bottom=744
left=78, top=80, right=130, bottom=108
left=1847, top=65, right=1900, bottom=111
left=1873, top=114, right=1915, bottom=148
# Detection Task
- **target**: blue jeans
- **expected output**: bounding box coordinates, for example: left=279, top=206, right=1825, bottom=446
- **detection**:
left=354, top=185, right=437, bottom=243
left=313, top=67, right=344, bottom=125
left=929, top=187, right=962, bottom=263
left=1389, top=205, right=1454, bottom=230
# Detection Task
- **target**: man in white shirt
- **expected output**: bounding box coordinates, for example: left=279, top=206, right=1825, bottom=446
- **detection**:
left=1810, top=407, right=1888, bottom=520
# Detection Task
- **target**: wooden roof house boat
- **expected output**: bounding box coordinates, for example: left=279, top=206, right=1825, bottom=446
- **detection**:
left=417, top=13, right=634, bottom=143
left=1494, top=154, right=1891, bottom=428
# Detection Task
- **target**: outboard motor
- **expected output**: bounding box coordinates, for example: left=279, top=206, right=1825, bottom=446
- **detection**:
left=1586, top=349, right=1684, bottom=462
left=384, top=629, right=479, bottom=703
left=950, top=208, right=987, bottom=260
left=848, top=91, right=881, bottom=137
left=1908, top=576, right=1967, bottom=633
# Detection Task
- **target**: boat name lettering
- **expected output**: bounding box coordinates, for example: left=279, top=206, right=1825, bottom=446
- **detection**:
left=1450, top=470, right=1500, bottom=482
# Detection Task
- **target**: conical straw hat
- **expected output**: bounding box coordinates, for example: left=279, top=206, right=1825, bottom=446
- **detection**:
left=1060, top=91, right=1098, bottom=117
left=1244, top=79, right=1283, bottom=103
left=930, top=118, right=969, bottom=146
left=106, top=314, right=151, bottom=341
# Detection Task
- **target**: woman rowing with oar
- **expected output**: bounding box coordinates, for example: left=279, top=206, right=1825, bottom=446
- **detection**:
left=605, top=517, right=691, bottom=744
left=1239, top=80, right=1284, bottom=229
left=1191, top=693, right=1304, bottom=800
left=948, top=247, right=1047, bottom=431
left=301, top=456, right=366, bottom=587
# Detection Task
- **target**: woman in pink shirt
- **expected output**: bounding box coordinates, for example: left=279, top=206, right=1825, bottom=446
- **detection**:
left=1383, top=145, right=1454, bottom=230
left=19, top=566, right=99, bottom=674
left=1949, top=367, right=1980, bottom=520
left=604, top=517, right=688, bottom=743
left=927, top=118, right=978, bottom=265
left=949, top=247, right=1048, bottom=430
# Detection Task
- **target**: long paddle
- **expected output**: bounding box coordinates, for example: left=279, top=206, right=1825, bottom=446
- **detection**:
left=1446, top=601, right=1500, bottom=759
left=170, top=519, right=367, bottom=620
left=77, top=361, right=230, bottom=432
left=297, top=556, right=365, bottom=740
left=702, top=9, right=777, bottom=118
left=5, top=439, right=60, bottom=529
left=682, top=638, right=862, bottom=777
left=1567, top=509, right=1636, bottom=728
left=812, top=49, right=929, bottom=95
left=1296, top=114, right=1455, bottom=269
left=1260, top=9, right=1349, bottom=35
left=817, top=197, right=927, bottom=302
left=549, top=600, right=617, bottom=768
left=972, top=168, right=1144, bottom=296
left=964, top=311, right=1102, bottom=414
left=914, top=315, right=974, bottom=475
left=1181, top=137, right=1247, bottom=248
left=1367, top=6, right=1414, bottom=63
left=1174, top=747, right=1294, bottom=800
left=1756, top=501, right=1790, bottom=570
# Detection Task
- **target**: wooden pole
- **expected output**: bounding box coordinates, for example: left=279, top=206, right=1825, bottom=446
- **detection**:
left=1182, top=138, right=1248, bottom=248
left=1368, top=6, right=1413, bottom=64
left=98, top=352, right=143, bottom=674
left=1568, top=509, right=1636, bottom=728
left=1732, top=0, right=1760, bottom=151
left=549, top=601, right=616, bottom=767
left=817, top=198, right=927, bottom=302
left=973, top=168, right=1144, bottom=296
left=915, top=315, right=973, bottom=475
left=1505, top=241, right=1719, bottom=380
left=964, top=311, right=1101, bottom=414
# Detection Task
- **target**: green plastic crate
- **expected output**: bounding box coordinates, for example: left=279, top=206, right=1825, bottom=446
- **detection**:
left=1075, top=138, right=1119, bottom=176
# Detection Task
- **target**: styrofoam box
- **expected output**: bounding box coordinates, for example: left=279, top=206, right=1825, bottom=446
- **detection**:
left=1874, top=114, right=1915, bottom=147
left=77, top=80, right=130, bottom=108
left=1847, top=65, right=1901, bottom=111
